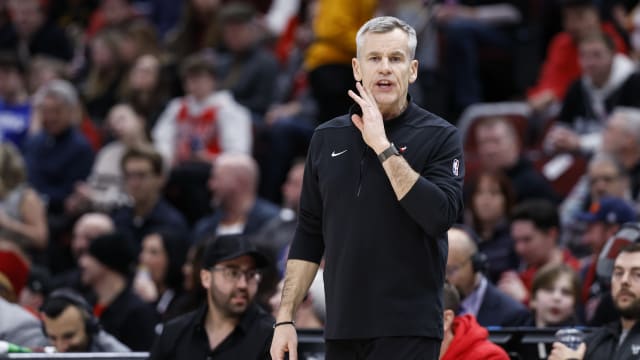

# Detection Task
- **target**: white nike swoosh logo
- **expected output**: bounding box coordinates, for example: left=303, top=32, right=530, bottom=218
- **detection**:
left=331, top=150, right=348, bottom=157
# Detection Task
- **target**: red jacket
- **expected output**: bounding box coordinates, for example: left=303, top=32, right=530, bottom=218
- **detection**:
left=527, top=23, right=627, bottom=101
left=441, top=315, right=509, bottom=360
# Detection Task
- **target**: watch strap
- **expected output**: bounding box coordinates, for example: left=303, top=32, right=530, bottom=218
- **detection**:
left=377, top=143, right=400, bottom=163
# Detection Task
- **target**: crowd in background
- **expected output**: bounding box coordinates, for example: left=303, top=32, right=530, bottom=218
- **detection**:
left=1, top=0, right=640, bottom=358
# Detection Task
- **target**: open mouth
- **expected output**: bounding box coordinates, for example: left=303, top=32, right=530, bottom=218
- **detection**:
left=376, top=80, right=393, bottom=89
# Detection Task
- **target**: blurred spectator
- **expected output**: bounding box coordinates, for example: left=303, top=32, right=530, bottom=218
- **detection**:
left=26, top=55, right=68, bottom=94
left=79, top=231, right=159, bottom=350
left=217, top=2, right=279, bottom=119
left=546, top=32, right=640, bottom=155
left=133, top=228, right=188, bottom=321
left=474, top=116, right=559, bottom=203
left=118, top=54, right=170, bottom=129
left=148, top=234, right=274, bottom=359
left=24, top=79, right=94, bottom=216
left=499, top=200, right=580, bottom=303
left=67, top=104, right=149, bottom=214
left=447, top=226, right=531, bottom=328
left=0, top=52, right=31, bottom=149
left=601, top=107, right=640, bottom=201
left=0, top=249, right=47, bottom=349
left=148, top=0, right=183, bottom=38
left=18, top=264, right=51, bottom=316
left=435, top=0, right=523, bottom=112
left=193, top=153, right=280, bottom=242
left=111, top=145, right=188, bottom=244
left=81, top=29, right=126, bottom=125
left=165, top=0, right=222, bottom=60
left=50, top=213, right=114, bottom=293
left=40, top=288, right=130, bottom=352
left=561, top=152, right=632, bottom=229
left=304, top=0, right=377, bottom=123
left=268, top=269, right=325, bottom=329
left=253, top=160, right=304, bottom=304
left=169, top=239, right=206, bottom=316
left=576, top=196, right=636, bottom=321
left=0, top=0, right=73, bottom=65
left=466, top=171, right=519, bottom=282
left=439, top=282, right=509, bottom=360
left=116, top=19, right=160, bottom=66
left=527, top=0, right=628, bottom=114
left=549, top=243, right=640, bottom=360
left=152, top=52, right=252, bottom=166
left=86, top=0, right=139, bottom=38
left=529, top=263, right=582, bottom=327
left=0, top=142, right=48, bottom=252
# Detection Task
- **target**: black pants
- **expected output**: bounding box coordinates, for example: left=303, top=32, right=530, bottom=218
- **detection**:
left=325, top=337, right=441, bottom=360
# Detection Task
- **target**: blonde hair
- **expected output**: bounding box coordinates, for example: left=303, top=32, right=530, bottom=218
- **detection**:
left=0, top=143, right=26, bottom=196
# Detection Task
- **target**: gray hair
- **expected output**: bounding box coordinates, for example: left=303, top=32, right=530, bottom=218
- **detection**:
left=611, top=107, right=640, bottom=143
left=33, top=79, right=79, bottom=109
left=356, top=16, right=417, bottom=59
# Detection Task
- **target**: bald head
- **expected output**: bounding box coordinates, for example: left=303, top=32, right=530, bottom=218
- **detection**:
left=72, top=213, right=114, bottom=259
left=210, top=153, right=260, bottom=206
left=448, top=227, right=478, bottom=259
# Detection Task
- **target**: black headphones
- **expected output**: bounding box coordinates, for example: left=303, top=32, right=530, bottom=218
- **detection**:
left=41, top=288, right=100, bottom=336
left=470, top=252, right=489, bottom=274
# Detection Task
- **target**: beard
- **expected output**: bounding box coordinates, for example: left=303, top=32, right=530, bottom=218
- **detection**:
left=208, top=286, right=251, bottom=318
left=614, top=290, right=640, bottom=319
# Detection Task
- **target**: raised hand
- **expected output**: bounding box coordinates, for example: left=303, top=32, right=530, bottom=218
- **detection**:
left=348, top=81, right=390, bottom=154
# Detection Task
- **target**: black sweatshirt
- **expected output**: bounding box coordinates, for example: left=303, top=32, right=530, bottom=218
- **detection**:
left=288, top=102, right=464, bottom=340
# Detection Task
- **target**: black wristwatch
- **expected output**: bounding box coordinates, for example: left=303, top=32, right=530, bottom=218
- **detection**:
left=377, top=143, right=401, bottom=163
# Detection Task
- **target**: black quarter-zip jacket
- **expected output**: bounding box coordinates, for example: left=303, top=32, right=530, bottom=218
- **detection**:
left=288, top=101, right=464, bottom=340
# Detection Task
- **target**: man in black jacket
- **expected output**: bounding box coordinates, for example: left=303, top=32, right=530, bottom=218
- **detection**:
left=149, top=234, right=273, bottom=360
left=271, top=16, right=464, bottom=360
left=549, top=243, right=640, bottom=360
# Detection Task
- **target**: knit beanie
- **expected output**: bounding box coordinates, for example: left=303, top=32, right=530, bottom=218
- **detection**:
left=88, top=232, right=136, bottom=277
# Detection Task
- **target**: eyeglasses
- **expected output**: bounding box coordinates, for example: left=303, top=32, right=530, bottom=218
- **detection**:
left=211, top=266, right=262, bottom=285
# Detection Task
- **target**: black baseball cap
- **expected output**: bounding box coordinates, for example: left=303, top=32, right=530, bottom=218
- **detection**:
left=202, top=234, right=269, bottom=269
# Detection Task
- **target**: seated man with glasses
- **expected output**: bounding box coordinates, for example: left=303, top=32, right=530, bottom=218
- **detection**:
left=149, top=234, right=273, bottom=359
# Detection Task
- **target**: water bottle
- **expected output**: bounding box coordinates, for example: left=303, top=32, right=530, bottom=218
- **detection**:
left=555, top=328, right=585, bottom=350
left=0, top=340, right=32, bottom=353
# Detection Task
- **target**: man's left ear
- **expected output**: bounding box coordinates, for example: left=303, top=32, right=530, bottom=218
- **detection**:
left=409, top=59, right=418, bottom=84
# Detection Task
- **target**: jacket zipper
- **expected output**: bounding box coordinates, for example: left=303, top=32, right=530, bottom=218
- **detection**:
left=357, top=147, right=367, bottom=197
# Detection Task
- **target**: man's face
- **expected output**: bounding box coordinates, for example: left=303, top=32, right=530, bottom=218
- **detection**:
left=563, top=6, right=600, bottom=40
left=352, top=28, right=418, bottom=119
left=446, top=231, right=476, bottom=298
left=123, top=158, right=162, bottom=205
left=8, top=0, right=43, bottom=37
left=78, top=254, right=107, bottom=286
left=602, top=115, right=633, bottom=157
left=39, top=96, right=72, bottom=136
left=201, top=255, right=259, bottom=318
left=611, top=251, right=640, bottom=319
left=42, top=306, right=90, bottom=352
left=582, top=222, right=616, bottom=255
left=222, top=22, right=255, bottom=53
left=579, top=40, right=614, bottom=87
left=208, top=162, right=236, bottom=208
left=475, top=122, right=518, bottom=171
left=511, top=220, right=555, bottom=267
left=588, top=161, right=627, bottom=200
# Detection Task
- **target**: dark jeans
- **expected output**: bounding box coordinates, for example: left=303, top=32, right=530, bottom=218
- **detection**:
left=325, top=337, right=441, bottom=360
